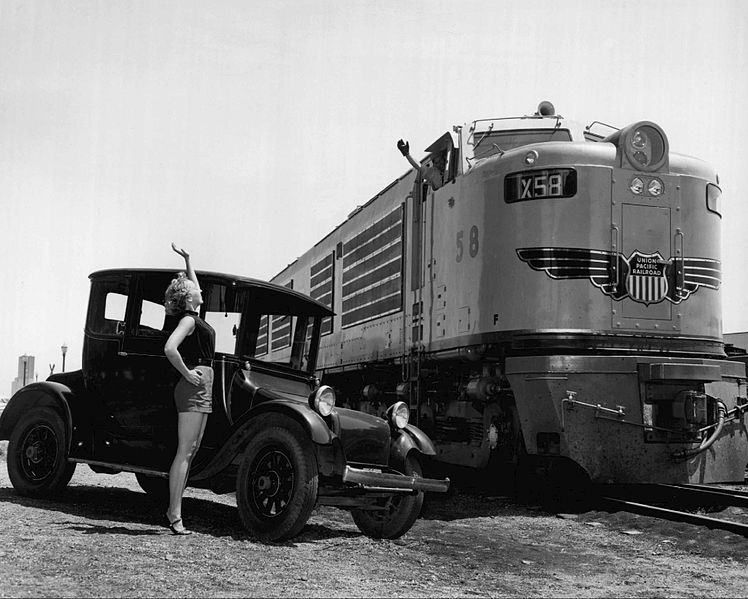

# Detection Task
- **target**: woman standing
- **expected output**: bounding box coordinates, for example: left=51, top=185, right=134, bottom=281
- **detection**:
left=163, top=243, right=215, bottom=535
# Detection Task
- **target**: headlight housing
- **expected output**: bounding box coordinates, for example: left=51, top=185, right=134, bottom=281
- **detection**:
left=310, top=385, right=335, bottom=417
left=387, top=401, right=410, bottom=429
left=647, top=178, right=664, bottom=196
left=629, top=177, right=644, bottom=194
left=605, top=121, right=669, bottom=173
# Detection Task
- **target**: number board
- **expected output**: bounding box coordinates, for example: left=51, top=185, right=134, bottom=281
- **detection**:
left=504, top=168, right=577, bottom=203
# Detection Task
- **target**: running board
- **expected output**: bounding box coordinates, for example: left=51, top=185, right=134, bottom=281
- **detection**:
left=68, top=458, right=168, bottom=478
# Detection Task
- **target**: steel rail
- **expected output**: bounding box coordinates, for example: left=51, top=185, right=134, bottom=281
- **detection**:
left=600, top=496, right=748, bottom=537
left=673, top=483, right=748, bottom=498
left=662, top=484, right=748, bottom=508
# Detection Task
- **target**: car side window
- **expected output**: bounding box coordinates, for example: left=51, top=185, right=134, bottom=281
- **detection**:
left=88, top=278, right=130, bottom=335
left=138, top=299, right=166, bottom=335
left=133, top=273, right=174, bottom=337
left=205, top=310, right=242, bottom=355
left=105, top=293, right=127, bottom=321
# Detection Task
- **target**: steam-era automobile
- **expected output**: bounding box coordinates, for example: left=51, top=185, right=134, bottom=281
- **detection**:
left=0, top=269, right=449, bottom=541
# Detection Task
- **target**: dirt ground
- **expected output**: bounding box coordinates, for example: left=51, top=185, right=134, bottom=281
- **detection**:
left=0, top=440, right=747, bottom=598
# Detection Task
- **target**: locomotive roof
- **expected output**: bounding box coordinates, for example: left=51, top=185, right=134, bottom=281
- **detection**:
left=89, top=268, right=334, bottom=316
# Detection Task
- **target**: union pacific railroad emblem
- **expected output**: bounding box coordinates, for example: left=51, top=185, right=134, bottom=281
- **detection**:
left=516, top=247, right=721, bottom=305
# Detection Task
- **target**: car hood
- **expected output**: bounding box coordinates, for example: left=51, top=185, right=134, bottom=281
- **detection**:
left=333, top=407, right=391, bottom=467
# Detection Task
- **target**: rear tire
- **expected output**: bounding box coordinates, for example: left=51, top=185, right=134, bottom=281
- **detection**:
left=7, top=407, right=76, bottom=498
left=351, top=454, right=424, bottom=539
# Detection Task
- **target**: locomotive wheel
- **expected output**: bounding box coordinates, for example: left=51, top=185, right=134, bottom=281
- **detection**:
left=351, top=454, right=424, bottom=539
left=7, top=407, right=76, bottom=498
left=135, top=473, right=170, bottom=507
left=235, top=417, right=319, bottom=542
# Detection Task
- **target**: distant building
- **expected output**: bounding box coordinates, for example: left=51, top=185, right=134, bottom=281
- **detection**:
left=11, top=354, right=36, bottom=395
left=724, top=332, right=748, bottom=353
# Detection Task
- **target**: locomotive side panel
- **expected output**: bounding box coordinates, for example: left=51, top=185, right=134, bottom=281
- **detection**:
left=271, top=173, right=417, bottom=371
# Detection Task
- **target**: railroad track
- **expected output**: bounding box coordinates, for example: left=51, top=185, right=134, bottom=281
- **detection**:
left=598, top=483, right=748, bottom=536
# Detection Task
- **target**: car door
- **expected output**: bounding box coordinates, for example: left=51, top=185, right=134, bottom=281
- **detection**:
left=85, top=272, right=178, bottom=469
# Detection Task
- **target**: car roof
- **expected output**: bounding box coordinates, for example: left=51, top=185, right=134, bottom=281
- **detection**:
left=89, top=268, right=334, bottom=316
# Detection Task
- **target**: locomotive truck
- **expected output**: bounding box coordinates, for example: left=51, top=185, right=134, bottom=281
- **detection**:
left=264, top=101, right=748, bottom=486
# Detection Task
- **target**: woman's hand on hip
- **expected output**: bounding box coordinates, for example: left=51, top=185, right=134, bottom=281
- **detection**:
left=184, top=369, right=202, bottom=386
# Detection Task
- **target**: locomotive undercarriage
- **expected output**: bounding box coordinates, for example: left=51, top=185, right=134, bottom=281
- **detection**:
left=321, top=352, right=527, bottom=481
left=321, top=346, right=748, bottom=488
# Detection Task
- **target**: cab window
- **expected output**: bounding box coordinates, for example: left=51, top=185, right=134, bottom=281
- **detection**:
left=473, top=128, right=571, bottom=160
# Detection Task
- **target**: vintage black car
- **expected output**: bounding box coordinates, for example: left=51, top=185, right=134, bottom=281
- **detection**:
left=0, top=269, right=449, bottom=540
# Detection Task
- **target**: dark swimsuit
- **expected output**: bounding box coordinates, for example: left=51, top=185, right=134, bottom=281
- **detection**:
left=172, top=311, right=216, bottom=413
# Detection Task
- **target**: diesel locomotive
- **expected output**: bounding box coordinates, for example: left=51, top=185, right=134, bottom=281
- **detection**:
left=265, top=102, right=748, bottom=485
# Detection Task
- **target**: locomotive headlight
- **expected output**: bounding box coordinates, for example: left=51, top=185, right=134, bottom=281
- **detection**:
left=629, top=177, right=644, bottom=194
left=630, top=128, right=652, bottom=167
left=524, top=150, right=538, bottom=166
left=387, top=401, right=410, bottom=429
left=311, top=385, right=336, bottom=417
left=648, top=178, right=664, bottom=196
left=608, top=121, right=669, bottom=172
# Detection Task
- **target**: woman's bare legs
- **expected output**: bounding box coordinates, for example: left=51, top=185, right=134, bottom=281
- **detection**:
left=167, top=412, right=208, bottom=532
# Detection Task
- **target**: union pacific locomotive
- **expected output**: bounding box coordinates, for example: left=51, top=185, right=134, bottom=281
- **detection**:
left=265, top=102, right=748, bottom=485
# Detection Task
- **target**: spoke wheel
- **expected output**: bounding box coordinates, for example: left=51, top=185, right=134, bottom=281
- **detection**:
left=7, top=407, right=76, bottom=498
left=249, top=448, right=295, bottom=518
left=351, top=454, right=424, bottom=539
left=236, top=416, right=318, bottom=541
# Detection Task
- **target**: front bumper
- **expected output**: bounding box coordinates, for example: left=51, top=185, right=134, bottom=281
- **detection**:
left=342, top=465, right=450, bottom=493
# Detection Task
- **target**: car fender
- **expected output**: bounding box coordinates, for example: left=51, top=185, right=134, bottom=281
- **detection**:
left=190, top=398, right=334, bottom=482
left=390, top=423, right=437, bottom=469
left=249, top=398, right=335, bottom=445
left=0, top=382, right=74, bottom=452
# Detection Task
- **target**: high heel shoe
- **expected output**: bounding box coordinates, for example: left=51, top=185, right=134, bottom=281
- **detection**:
left=166, top=514, right=192, bottom=536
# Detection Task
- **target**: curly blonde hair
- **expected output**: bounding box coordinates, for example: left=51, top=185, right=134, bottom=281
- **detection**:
left=164, top=272, right=192, bottom=315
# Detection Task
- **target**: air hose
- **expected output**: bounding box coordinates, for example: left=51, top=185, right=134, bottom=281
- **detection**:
left=671, top=400, right=727, bottom=461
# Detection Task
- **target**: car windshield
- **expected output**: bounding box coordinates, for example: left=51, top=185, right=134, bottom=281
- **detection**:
left=473, top=128, right=571, bottom=160
left=204, top=284, right=320, bottom=373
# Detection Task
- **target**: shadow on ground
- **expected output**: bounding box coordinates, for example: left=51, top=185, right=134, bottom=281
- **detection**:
left=0, top=483, right=380, bottom=545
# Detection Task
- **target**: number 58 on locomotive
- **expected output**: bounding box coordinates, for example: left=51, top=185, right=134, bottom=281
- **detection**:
left=267, top=102, right=748, bottom=485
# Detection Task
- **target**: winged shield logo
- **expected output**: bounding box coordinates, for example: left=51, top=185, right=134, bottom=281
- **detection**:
left=626, top=250, right=668, bottom=305
left=516, top=247, right=721, bottom=305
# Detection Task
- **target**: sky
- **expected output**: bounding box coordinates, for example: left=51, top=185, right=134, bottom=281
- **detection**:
left=1, top=0, right=747, bottom=397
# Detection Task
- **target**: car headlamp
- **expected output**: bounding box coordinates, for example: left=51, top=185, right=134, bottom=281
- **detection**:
left=311, top=385, right=335, bottom=417
left=387, top=401, right=410, bottom=429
